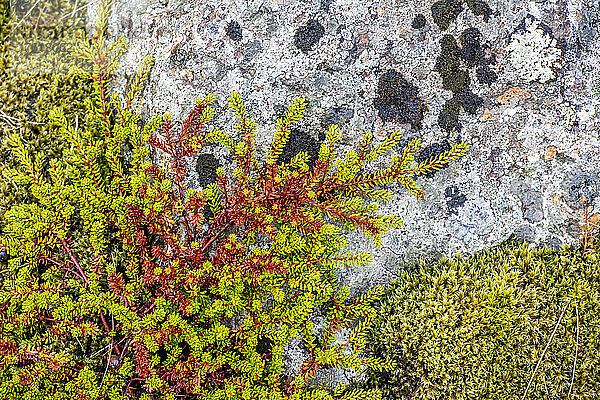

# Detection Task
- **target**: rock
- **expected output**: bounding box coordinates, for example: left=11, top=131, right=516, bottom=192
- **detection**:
left=447, top=198, right=495, bottom=244
left=510, top=181, right=544, bottom=223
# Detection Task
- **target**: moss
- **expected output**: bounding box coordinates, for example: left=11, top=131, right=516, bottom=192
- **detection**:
left=430, top=0, right=464, bottom=31
left=352, top=239, right=600, bottom=400
left=0, top=0, right=93, bottom=233
left=438, top=98, right=462, bottom=132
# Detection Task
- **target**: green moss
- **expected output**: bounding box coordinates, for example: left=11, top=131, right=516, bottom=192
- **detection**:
left=346, top=239, right=600, bottom=399
left=435, top=35, right=471, bottom=93
left=0, top=0, right=93, bottom=233
left=465, top=0, right=493, bottom=22
left=431, top=0, right=464, bottom=31
left=438, top=98, right=461, bottom=132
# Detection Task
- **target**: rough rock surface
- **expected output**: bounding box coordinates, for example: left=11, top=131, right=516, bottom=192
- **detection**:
left=96, top=0, right=600, bottom=390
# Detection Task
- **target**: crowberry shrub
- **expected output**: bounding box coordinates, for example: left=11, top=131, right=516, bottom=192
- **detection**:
left=0, top=0, right=468, bottom=398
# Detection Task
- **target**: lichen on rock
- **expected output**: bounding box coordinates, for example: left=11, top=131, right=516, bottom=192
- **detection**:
left=503, top=14, right=563, bottom=84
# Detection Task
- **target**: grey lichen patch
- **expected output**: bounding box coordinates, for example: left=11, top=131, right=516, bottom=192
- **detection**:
left=561, top=168, right=600, bottom=208
left=510, top=223, right=536, bottom=243
left=503, top=14, right=563, bottom=84
left=446, top=198, right=495, bottom=243
left=510, top=180, right=544, bottom=223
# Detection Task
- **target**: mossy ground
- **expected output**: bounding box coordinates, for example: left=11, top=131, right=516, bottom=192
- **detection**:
left=0, top=0, right=93, bottom=234
left=342, top=238, right=600, bottom=400
left=1, top=1, right=599, bottom=399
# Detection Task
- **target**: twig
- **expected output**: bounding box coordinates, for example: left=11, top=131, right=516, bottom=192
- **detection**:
left=92, top=338, right=112, bottom=400
left=521, top=300, right=570, bottom=400
left=0, top=110, right=18, bottom=127
left=70, top=0, right=79, bottom=21
left=15, top=0, right=42, bottom=28
left=59, top=0, right=102, bottom=22
left=568, top=305, right=579, bottom=398
left=0, top=110, right=45, bottom=126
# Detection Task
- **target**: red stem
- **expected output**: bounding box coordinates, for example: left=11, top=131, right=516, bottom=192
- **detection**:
left=56, top=235, right=121, bottom=356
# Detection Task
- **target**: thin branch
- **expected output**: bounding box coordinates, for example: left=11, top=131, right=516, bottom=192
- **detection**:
left=521, top=300, right=570, bottom=400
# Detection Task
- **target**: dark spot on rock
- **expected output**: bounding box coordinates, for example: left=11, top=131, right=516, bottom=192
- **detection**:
left=178, top=341, right=191, bottom=362
left=453, top=89, right=483, bottom=115
left=277, top=128, right=322, bottom=169
left=196, top=153, right=220, bottom=187
left=438, top=98, right=462, bottom=132
left=460, top=27, right=485, bottom=67
left=445, top=185, right=467, bottom=214
left=256, top=336, right=274, bottom=356
left=476, top=64, right=497, bottom=84
left=323, top=106, right=354, bottom=132
left=509, top=224, right=536, bottom=243
left=157, top=345, right=168, bottom=364
left=445, top=185, right=459, bottom=198
left=412, top=14, right=427, bottom=29
left=417, top=139, right=452, bottom=178
left=373, top=70, right=426, bottom=128
left=465, top=0, right=493, bottom=22
left=294, top=19, right=325, bottom=54
left=431, top=0, right=464, bottom=31
left=226, top=21, right=243, bottom=41
left=321, top=0, right=334, bottom=12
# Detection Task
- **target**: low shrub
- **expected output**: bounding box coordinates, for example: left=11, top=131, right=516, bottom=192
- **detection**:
left=0, top=0, right=468, bottom=398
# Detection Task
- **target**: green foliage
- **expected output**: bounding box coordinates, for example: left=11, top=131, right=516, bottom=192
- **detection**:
left=0, top=0, right=468, bottom=398
left=0, top=0, right=94, bottom=237
left=352, top=239, right=600, bottom=400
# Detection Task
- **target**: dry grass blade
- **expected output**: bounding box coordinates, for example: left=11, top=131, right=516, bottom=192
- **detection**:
left=521, top=300, right=570, bottom=400
left=568, top=305, right=579, bottom=398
